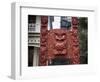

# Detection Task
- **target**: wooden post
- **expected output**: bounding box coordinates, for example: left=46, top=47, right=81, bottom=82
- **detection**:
left=69, top=17, right=80, bottom=64
left=39, top=16, right=48, bottom=66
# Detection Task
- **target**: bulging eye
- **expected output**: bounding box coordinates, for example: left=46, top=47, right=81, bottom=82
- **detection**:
left=55, top=35, right=59, bottom=39
left=62, top=35, right=65, bottom=38
left=62, top=34, right=65, bottom=37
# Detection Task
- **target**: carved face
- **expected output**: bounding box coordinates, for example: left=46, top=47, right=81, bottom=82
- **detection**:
left=54, top=29, right=66, bottom=42
left=51, top=29, right=67, bottom=55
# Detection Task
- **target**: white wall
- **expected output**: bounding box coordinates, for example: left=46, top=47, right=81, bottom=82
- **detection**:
left=0, top=0, right=100, bottom=81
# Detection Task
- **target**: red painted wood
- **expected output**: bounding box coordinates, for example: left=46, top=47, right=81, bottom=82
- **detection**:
left=68, top=17, right=80, bottom=64
left=47, top=29, right=68, bottom=64
left=39, top=16, right=48, bottom=66
left=39, top=16, right=80, bottom=66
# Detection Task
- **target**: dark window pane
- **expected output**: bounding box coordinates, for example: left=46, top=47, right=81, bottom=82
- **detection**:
left=61, top=16, right=71, bottom=29
left=28, top=15, right=36, bottom=23
left=49, top=58, right=70, bottom=65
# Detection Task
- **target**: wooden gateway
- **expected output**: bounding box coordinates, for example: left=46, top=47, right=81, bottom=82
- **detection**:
left=39, top=16, right=80, bottom=66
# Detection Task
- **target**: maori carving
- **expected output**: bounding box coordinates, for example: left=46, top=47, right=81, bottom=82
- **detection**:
left=68, top=17, right=80, bottom=64
left=39, top=16, right=48, bottom=66
left=47, top=29, right=68, bottom=63
left=39, top=16, right=80, bottom=65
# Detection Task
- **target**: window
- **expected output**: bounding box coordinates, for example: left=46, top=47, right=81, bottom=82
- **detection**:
left=61, top=16, right=71, bottom=29
left=28, top=15, right=36, bottom=32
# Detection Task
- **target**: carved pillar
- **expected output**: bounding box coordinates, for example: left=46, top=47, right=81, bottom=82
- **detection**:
left=39, top=16, right=48, bottom=66
left=68, top=17, right=80, bottom=64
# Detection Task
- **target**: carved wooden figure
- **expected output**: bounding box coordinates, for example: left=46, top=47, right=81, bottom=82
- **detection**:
left=39, top=16, right=48, bottom=66
left=39, top=16, right=80, bottom=66
left=68, top=17, right=80, bottom=64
